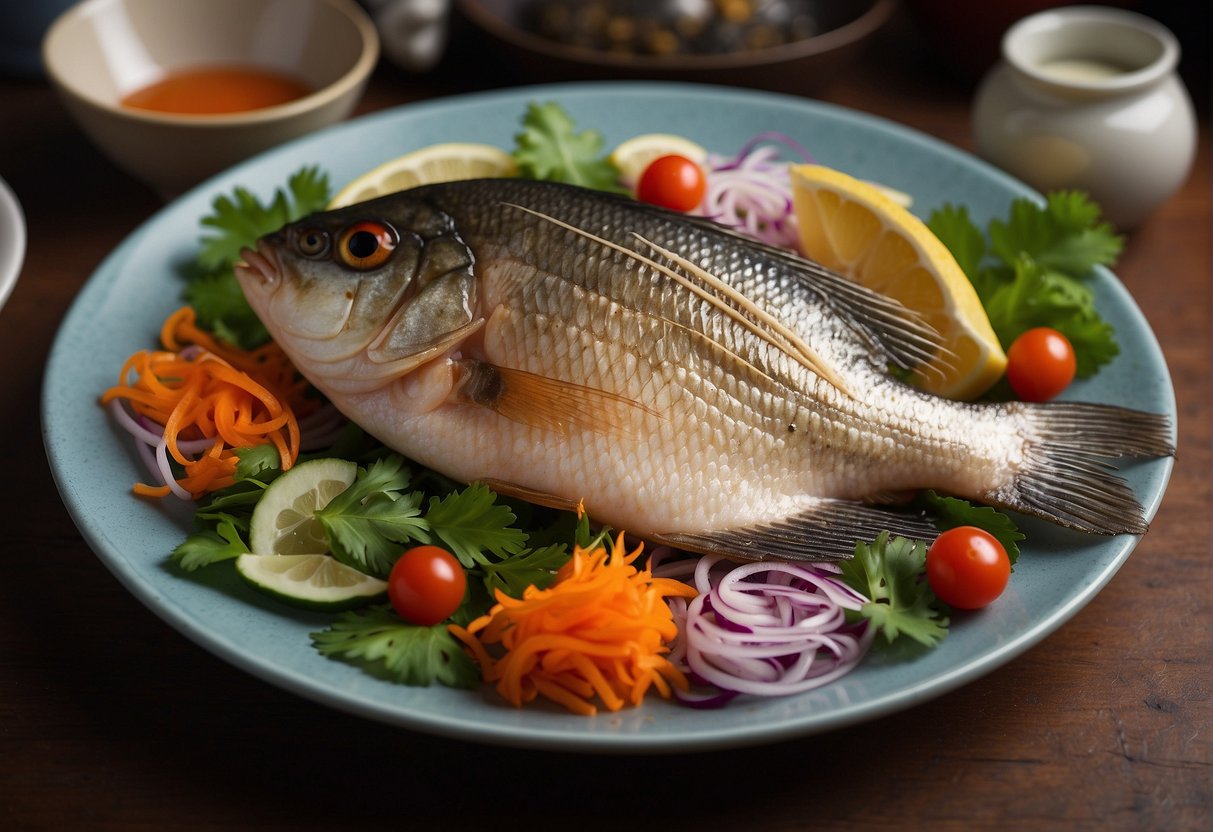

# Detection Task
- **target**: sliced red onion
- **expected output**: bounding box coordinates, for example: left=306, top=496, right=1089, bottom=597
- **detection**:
left=697, top=133, right=814, bottom=251
left=655, top=554, right=872, bottom=704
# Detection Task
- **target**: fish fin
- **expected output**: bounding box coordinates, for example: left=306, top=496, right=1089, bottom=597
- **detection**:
left=648, top=501, right=937, bottom=563
left=630, top=204, right=949, bottom=377
left=475, top=479, right=583, bottom=513
left=630, top=233, right=853, bottom=395
left=454, top=359, right=658, bottom=438
left=985, top=402, right=1174, bottom=534
left=774, top=254, right=951, bottom=379
left=503, top=201, right=850, bottom=393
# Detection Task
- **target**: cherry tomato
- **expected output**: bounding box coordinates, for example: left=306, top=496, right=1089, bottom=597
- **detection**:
left=636, top=154, right=707, bottom=212
left=1005, top=326, right=1077, bottom=402
left=926, top=526, right=1011, bottom=610
left=388, top=545, right=466, bottom=626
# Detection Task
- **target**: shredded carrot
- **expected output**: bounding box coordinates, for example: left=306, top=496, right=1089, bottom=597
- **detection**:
left=101, top=307, right=316, bottom=499
left=449, top=534, right=699, bottom=716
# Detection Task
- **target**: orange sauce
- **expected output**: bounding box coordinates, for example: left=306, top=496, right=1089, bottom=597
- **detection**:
left=121, top=65, right=313, bottom=115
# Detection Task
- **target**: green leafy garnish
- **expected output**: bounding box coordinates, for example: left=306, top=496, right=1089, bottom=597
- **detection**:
left=928, top=191, right=1123, bottom=378
left=839, top=532, right=949, bottom=647
left=424, top=483, right=529, bottom=567
left=918, top=491, right=1024, bottom=567
left=512, top=101, right=624, bottom=192
left=185, top=166, right=331, bottom=348
left=171, top=518, right=248, bottom=571
left=316, top=456, right=429, bottom=577
left=479, top=542, right=570, bottom=598
left=311, top=606, right=480, bottom=688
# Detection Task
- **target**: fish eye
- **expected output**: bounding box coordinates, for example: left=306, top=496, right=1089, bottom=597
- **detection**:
left=337, top=220, right=397, bottom=271
left=294, top=227, right=330, bottom=259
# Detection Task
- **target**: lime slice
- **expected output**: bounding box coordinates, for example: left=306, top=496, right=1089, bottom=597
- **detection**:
left=249, top=457, right=357, bottom=557
left=328, top=142, right=518, bottom=208
left=235, top=553, right=387, bottom=611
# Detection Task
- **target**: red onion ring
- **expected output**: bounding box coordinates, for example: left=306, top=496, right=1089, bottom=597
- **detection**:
left=656, top=554, right=873, bottom=704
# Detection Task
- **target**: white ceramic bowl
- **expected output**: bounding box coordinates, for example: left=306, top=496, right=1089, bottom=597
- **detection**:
left=972, top=6, right=1196, bottom=229
left=42, top=0, right=379, bottom=196
left=0, top=177, right=26, bottom=314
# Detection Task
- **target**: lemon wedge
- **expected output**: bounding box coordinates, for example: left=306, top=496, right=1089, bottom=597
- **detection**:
left=789, top=163, right=1006, bottom=400
left=328, top=142, right=518, bottom=208
left=608, top=133, right=709, bottom=189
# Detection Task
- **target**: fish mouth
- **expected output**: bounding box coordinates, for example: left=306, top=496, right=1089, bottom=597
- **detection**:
left=235, top=241, right=281, bottom=288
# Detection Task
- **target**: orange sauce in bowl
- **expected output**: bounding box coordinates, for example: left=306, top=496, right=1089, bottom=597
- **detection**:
left=121, top=65, right=313, bottom=115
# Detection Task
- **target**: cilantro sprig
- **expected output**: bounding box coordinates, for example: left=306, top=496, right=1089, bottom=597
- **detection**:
left=839, top=532, right=949, bottom=648
left=928, top=191, right=1124, bottom=378
left=511, top=101, right=624, bottom=192
left=311, top=607, right=480, bottom=688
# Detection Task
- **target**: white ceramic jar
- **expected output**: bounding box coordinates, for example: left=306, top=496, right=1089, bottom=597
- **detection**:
left=972, top=5, right=1196, bottom=229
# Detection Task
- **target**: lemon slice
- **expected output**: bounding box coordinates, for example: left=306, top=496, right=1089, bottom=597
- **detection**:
left=329, top=142, right=518, bottom=208
left=236, top=553, right=387, bottom=611
left=608, top=133, right=709, bottom=189
left=249, top=458, right=357, bottom=556
left=789, top=164, right=1006, bottom=400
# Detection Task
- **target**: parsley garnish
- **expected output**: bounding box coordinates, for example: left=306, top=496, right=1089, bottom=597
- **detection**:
left=311, top=606, right=480, bottom=688
left=511, top=101, right=624, bottom=192
left=316, top=456, right=429, bottom=577
left=839, top=532, right=949, bottom=648
left=928, top=191, right=1124, bottom=378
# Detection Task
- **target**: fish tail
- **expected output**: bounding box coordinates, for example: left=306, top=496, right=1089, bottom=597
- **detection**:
left=988, top=402, right=1174, bottom=535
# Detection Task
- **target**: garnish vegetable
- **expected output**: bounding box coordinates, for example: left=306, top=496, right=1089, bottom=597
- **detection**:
left=510, top=101, right=623, bottom=192
left=636, top=154, right=707, bottom=212
left=449, top=533, right=697, bottom=715
left=700, top=133, right=812, bottom=250
left=388, top=545, right=468, bottom=626
left=1006, top=326, right=1078, bottom=402
left=656, top=555, right=873, bottom=707
left=927, top=191, right=1123, bottom=379
left=838, top=532, right=950, bottom=648
left=925, top=526, right=1011, bottom=610
left=101, top=306, right=311, bottom=498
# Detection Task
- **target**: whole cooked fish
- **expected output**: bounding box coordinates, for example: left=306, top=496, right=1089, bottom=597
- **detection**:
left=236, top=179, right=1173, bottom=561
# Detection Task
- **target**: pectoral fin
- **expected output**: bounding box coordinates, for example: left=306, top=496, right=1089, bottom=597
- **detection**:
left=454, top=359, right=659, bottom=438
left=475, top=478, right=582, bottom=513
left=649, top=500, right=936, bottom=562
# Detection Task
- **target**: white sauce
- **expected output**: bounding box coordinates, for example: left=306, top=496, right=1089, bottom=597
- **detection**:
left=1036, top=58, right=1131, bottom=82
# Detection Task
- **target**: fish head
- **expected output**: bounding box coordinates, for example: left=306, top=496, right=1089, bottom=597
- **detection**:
left=235, top=196, right=480, bottom=391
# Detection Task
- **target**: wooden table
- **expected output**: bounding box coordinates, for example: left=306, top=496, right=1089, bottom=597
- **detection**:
left=2, top=12, right=1208, bottom=830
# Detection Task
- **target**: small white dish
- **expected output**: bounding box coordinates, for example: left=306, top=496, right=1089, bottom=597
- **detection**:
left=972, top=5, right=1197, bottom=229
left=0, top=177, right=27, bottom=314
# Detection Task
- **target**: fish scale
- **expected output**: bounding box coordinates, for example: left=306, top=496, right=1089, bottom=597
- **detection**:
left=235, top=178, right=1174, bottom=562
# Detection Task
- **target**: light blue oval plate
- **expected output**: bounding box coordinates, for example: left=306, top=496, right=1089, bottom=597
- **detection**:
left=43, top=82, right=1175, bottom=753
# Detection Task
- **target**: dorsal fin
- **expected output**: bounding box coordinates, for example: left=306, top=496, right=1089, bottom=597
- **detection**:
left=626, top=203, right=950, bottom=377
left=503, top=202, right=852, bottom=395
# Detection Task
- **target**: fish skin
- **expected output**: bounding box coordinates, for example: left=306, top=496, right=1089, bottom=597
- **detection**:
left=235, top=178, right=1173, bottom=561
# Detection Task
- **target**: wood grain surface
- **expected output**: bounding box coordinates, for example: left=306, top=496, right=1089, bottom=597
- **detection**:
left=1, top=8, right=1208, bottom=830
